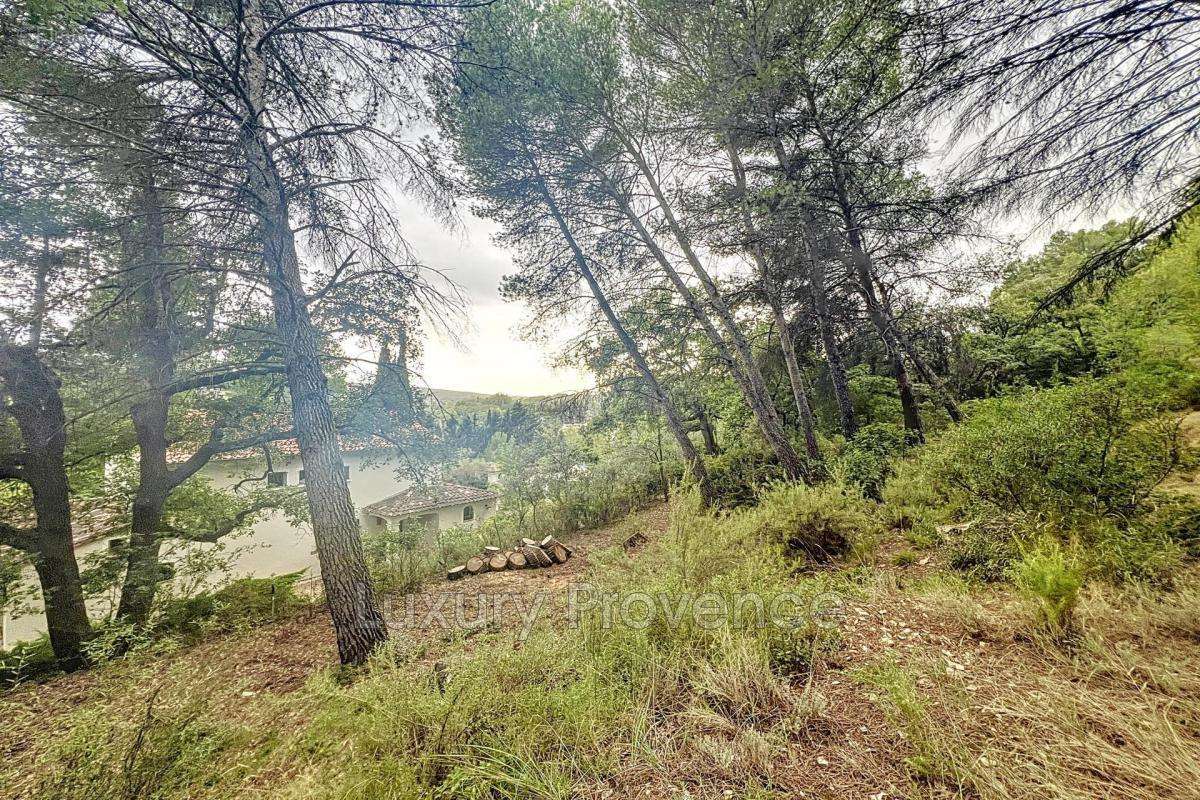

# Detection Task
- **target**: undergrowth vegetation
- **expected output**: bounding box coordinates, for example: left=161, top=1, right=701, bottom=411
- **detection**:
left=5, top=214, right=1200, bottom=800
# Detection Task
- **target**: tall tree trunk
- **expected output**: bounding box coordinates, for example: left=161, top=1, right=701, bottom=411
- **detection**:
left=763, top=136, right=858, bottom=440
left=800, top=79, right=924, bottom=442
left=532, top=165, right=716, bottom=506
left=117, top=172, right=174, bottom=625
left=613, top=136, right=808, bottom=480
left=30, top=233, right=50, bottom=351
left=691, top=402, right=720, bottom=456
left=807, top=251, right=858, bottom=438
left=0, top=345, right=91, bottom=670
left=240, top=1, right=387, bottom=665
left=585, top=154, right=807, bottom=480
left=725, top=141, right=821, bottom=461
left=874, top=279, right=963, bottom=424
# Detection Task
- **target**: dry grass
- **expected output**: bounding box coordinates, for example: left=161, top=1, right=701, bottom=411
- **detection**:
left=1, top=508, right=1198, bottom=800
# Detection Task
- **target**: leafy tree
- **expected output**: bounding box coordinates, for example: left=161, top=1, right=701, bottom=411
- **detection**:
left=443, top=0, right=717, bottom=503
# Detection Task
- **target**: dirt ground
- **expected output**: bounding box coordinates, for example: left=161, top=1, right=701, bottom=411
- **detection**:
left=4, top=501, right=1199, bottom=800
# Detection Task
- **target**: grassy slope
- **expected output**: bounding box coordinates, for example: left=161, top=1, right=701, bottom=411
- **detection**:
left=3, top=501, right=1198, bottom=800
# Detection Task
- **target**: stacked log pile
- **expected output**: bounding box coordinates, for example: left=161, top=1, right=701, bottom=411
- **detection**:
left=446, top=536, right=573, bottom=581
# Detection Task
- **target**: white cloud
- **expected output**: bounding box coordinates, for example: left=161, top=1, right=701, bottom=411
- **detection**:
left=390, top=195, right=591, bottom=396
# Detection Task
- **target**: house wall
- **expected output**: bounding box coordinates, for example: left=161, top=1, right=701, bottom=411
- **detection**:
left=370, top=499, right=498, bottom=552
left=2, top=449, right=424, bottom=648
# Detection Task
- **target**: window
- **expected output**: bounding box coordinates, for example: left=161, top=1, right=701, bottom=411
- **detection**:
left=298, top=469, right=304, bottom=483
left=462, top=505, right=475, bottom=522
left=267, top=471, right=287, bottom=487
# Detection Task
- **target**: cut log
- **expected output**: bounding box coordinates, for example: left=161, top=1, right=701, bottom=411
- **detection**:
left=508, top=550, right=528, bottom=569
left=521, top=537, right=539, bottom=548
left=447, top=565, right=467, bottom=581
left=488, top=553, right=508, bottom=571
left=465, top=556, right=486, bottom=575
left=622, top=531, right=647, bottom=550
left=521, top=544, right=553, bottom=568
left=539, top=536, right=570, bottom=563
left=483, top=545, right=502, bottom=555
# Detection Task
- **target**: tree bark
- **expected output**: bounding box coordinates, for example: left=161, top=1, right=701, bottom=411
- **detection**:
left=875, top=279, right=963, bottom=424
left=807, top=250, right=858, bottom=438
left=799, top=78, right=924, bottom=442
left=239, top=0, right=387, bottom=665
left=725, top=141, right=821, bottom=462
left=530, top=160, right=716, bottom=506
left=690, top=402, right=720, bottom=456
left=0, top=345, right=91, bottom=670
left=611, top=135, right=809, bottom=480
left=116, top=172, right=174, bottom=625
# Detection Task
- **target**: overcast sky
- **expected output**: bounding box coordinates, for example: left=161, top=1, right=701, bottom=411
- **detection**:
left=370, top=138, right=1136, bottom=400
left=381, top=197, right=590, bottom=397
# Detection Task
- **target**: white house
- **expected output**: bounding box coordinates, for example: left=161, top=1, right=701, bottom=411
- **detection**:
left=1, top=442, right=498, bottom=648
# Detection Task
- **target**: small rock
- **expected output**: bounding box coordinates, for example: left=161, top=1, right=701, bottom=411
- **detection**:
left=816, top=757, right=830, bottom=766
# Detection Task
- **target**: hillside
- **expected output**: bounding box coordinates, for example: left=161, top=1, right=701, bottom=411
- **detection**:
left=3, top=499, right=1198, bottom=800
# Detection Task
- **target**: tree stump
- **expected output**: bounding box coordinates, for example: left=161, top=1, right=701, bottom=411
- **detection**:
left=465, top=556, right=486, bottom=575
left=447, top=565, right=467, bottom=581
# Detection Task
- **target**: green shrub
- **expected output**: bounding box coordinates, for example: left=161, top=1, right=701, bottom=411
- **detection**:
left=945, top=520, right=1023, bottom=582
left=759, top=615, right=839, bottom=677
left=915, top=379, right=1184, bottom=520
left=1084, top=516, right=1183, bottom=585
left=837, top=423, right=909, bottom=499
left=154, top=572, right=306, bottom=638
left=1138, top=494, right=1200, bottom=556
left=705, top=443, right=785, bottom=507
left=879, top=456, right=953, bottom=533
left=745, top=481, right=879, bottom=562
left=1010, top=539, right=1085, bottom=635
left=0, top=634, right=59, bottom=687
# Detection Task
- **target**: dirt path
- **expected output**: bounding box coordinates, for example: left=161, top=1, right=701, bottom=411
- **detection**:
left=388, top=503, right=670, bottom=648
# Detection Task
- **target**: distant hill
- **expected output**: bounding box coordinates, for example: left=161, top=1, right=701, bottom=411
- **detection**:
left=424, top=388, right=539, bottom=413
left=423, top=388, right=593, bottom=421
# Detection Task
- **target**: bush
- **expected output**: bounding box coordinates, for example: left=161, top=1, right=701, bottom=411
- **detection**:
left=1010, top=539, right=1085, bottom=636
left=745, top=481, right=879, bottom=562
left=0, top=635, right=59, bottom=688
left=914, top=379, right=1185, bottom=520
left=1138, top=494, right=1200, bottom=556
left=705, top=443, right=785, bottom=507
left=837, top=423, right=909, bottom=499
left=1084, top=516, right=1183, bottom=585
left=363, top=522, right=439, bottom=595
left=154, top=572, right=306, bottom=638
left=879, top=456, right=953, bottom=534
left=945, top=520, right=1024, bottom=582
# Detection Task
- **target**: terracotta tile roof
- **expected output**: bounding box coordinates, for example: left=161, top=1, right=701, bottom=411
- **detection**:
left=362, top=483, right=498, bottom=519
